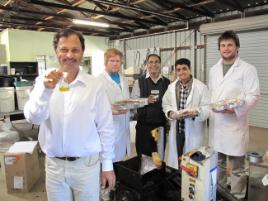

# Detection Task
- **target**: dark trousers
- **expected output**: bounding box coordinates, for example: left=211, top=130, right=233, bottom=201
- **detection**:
left=135, top=121, right=166, bottom=157
left=176, top=132, right=185, bottom=159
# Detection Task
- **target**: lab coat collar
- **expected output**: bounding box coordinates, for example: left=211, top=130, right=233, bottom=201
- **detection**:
left=218, top=56, right=240, bottom=82
left=218, top=57, right=240, bottom=70
left=103, top=70, right=123, bottom=90
left=103, top=70, right=122, bottom=83
left=179, top=75, right=193, bottom=89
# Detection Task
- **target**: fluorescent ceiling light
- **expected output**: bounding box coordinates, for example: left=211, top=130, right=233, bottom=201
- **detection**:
left=72, top=19, right=109, bottom=28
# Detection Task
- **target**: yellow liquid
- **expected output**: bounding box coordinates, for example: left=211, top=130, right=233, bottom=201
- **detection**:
left=59, top=86, right=70, bottom=92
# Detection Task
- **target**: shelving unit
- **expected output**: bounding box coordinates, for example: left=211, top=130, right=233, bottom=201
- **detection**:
left=9, top=61, right=38, bottom=82
left=0, top=110, right=24, bottom=121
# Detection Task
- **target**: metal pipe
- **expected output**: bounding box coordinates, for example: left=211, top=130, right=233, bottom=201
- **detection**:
left=117, top=21, right=189, bottom=41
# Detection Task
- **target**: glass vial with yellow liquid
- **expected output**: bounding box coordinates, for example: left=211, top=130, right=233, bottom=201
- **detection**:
left=59, top=72, right=70, bottom=92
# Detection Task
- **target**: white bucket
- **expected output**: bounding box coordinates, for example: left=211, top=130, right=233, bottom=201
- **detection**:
left=16, top=86, right=32, bottom=110
left=0, top=87, right=15, bottom=113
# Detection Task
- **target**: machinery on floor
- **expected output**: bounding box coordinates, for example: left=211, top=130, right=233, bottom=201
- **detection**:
left=180, top=146, right=218, bottom=201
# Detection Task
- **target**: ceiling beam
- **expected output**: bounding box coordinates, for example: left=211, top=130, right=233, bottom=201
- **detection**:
left=0, top=4, right=147, bottom=28
left=90, top=0, right=185, bottom=21
left=92, top=2, right=108, bottom=12
left=134, top=21, right=150, bottom=29
left=216, top=0, right=243, bottom=12
left=54, top=0, right=91, bottom=18
left=152, top=0, right=187, bottom=20
left=30, top=0, right=162, bottom=25
left=231, top=0, right=244, bottom=11
left=89, top=0, right=171, bottom=28
left=197, top=6, right=214, bottom=17
left=165, top=0, right=214, bottom=17
left=0, top=19, right=118, bottom=37
left=0, top=13, right=127, bottom=32
left=34, top=0, right=93, bottom=31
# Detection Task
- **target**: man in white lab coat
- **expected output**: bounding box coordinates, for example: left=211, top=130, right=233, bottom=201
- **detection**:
left=162, top=58, right=210, bottom=169
left=98, top=48, right=131, bottom=163
left=209, top=30, right=260, bottom=200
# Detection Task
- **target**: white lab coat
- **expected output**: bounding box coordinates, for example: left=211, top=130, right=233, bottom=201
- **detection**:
left=209, top=57, right=260, bottom=156
left=162, top=78, right=210, bottom=169
left=98, top=72, right=131, bottom=162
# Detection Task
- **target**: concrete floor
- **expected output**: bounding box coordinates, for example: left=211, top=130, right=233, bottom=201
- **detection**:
left=0, top=120, right=267, bottom=201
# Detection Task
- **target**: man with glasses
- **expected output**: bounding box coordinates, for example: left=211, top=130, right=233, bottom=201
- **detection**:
left=24, top=29, right=115, bottom=201
left=131, top=54, right=170, bottom=158
left=162, top=58, right=210, bottom=169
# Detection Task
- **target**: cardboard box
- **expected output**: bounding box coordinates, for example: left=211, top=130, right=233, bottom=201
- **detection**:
left=4, top=141, right=40, bottom=193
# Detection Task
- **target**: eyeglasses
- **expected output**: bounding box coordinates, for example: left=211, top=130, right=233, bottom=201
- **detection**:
left=148, top=61, right=160, bottom=65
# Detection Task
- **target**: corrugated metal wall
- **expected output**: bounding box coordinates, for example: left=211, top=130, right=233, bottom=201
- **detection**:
left=109, top=30, right=206, bottom=82
left=109, top=28, right=267, bottom=128
left=206, top=30, right=268, bottom=128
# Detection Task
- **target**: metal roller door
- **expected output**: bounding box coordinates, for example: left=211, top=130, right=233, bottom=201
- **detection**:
left=206, top=29, right=268, bottom=128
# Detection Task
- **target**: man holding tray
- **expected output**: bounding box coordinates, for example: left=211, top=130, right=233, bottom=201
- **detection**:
left=162, top=58, right=210, bottom=169
left=209, top=30, right=260, bottom=200
left=98, top=48, right=131, bottom=163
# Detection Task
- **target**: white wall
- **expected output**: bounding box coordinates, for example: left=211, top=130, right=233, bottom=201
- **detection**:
left=84, top=36, right=108, bottom=76
left=0, top=29, right=108, bottom=76
left=0, top=29, right=9, bottom=64
left=0, top=44, right=6, bottom=64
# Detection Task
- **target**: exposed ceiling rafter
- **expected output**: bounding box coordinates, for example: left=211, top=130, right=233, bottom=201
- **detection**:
left=165, top=0, right=214, bottom=17
left=0, top=0, right=268, bottom=39
left=0, top=4, right=146, bottom=29
left=0, top=17, right=118, bottom=36
left=30, top=0, right=162, bottom=25
left=216, top=0, right=243, bottom=12
left=89, top=0, right=185, bottom=21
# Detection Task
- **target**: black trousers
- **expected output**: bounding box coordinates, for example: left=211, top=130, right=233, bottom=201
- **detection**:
left=176, top=131, right=185, bottom=159
left=135, top=121, right=166, bottom=157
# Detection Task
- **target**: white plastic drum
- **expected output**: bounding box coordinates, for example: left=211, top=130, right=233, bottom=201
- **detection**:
left=15, top=86, right=32, bottom=110
left=0, top=87, right=15, bottom=113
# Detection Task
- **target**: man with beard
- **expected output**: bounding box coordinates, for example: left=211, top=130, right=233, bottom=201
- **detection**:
left=209, top=30, right=260, bottom=200
left=24, top=29, right=115, bottom=201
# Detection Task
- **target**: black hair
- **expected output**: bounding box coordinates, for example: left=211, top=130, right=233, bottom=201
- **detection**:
left=218, top=30, right=240, bottom=50
left=146, top=54, right=161, bottom=63
left=53, top=29, right=85, bottom=51
left=175, top=58, right=191, bottom=69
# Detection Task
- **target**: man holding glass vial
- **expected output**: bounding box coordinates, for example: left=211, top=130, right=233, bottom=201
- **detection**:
left=24, top=29, right=115, bottom=201
left=131, top=54, right=170, bottom=159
